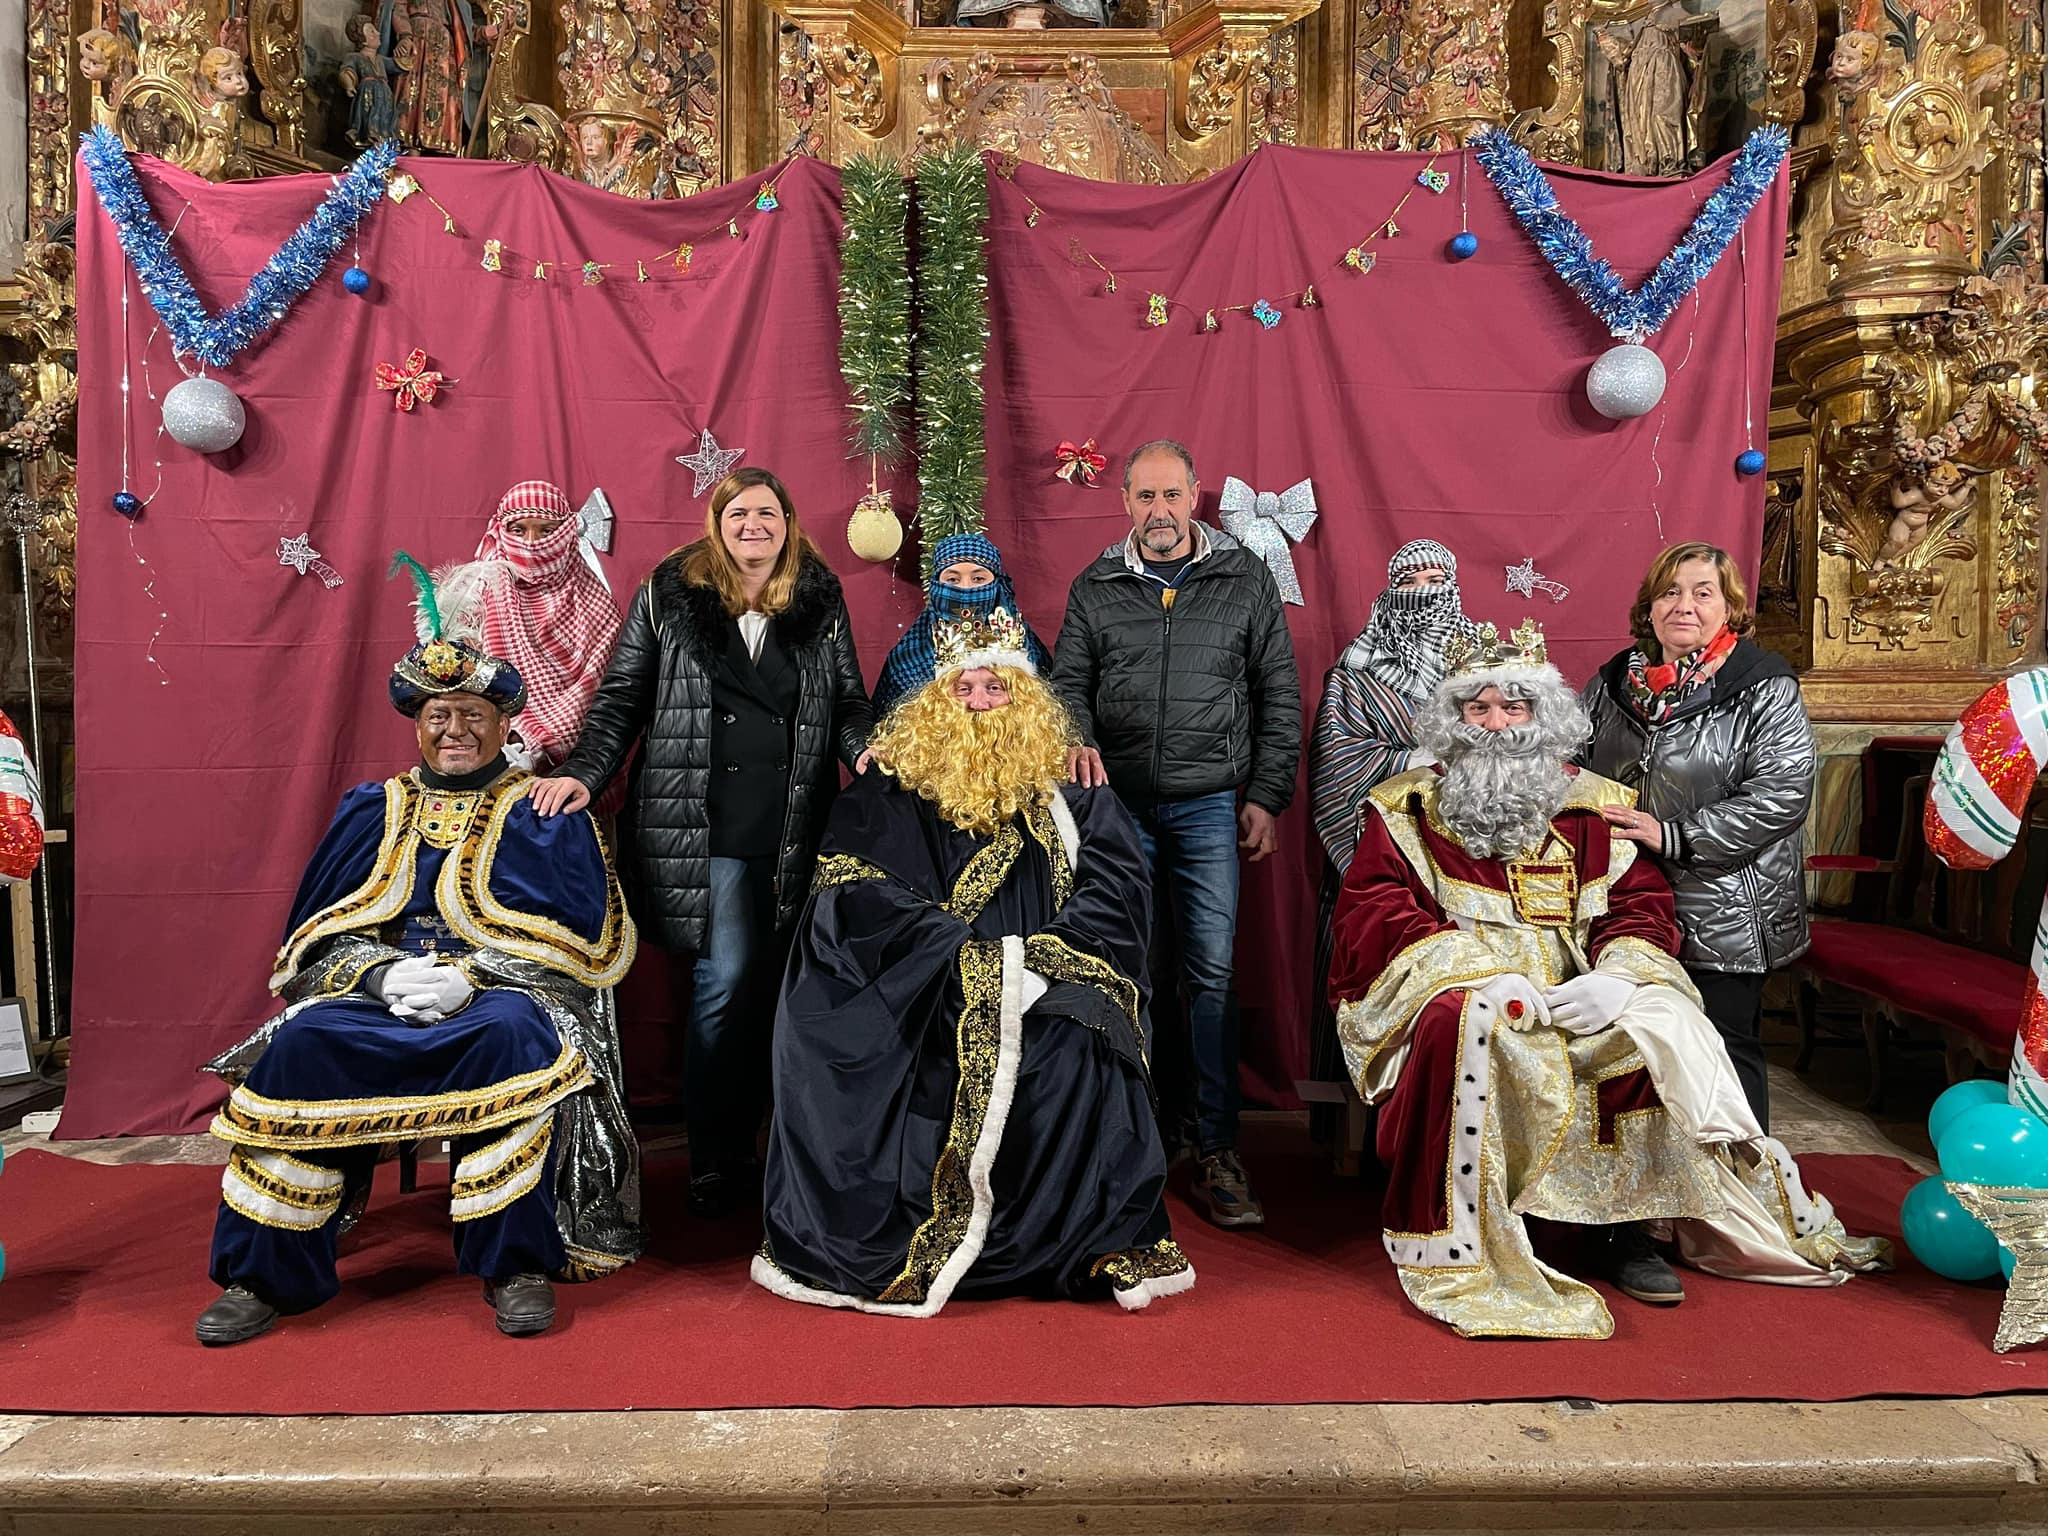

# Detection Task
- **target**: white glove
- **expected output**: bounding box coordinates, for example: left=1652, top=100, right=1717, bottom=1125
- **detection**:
left=1020, top=969, right=1050, bottom=1013
left=1544, top=972, right=1636, bottom=1036
left=1470, top=973, right=1551, bottom=1032
left=378, top=956, right=473, bottom=1025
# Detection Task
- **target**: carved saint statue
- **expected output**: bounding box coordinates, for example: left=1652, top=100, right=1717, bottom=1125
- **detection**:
left=378, top=0, right=480, bottom=154
left=949, top=0, right=1113, bottom=27
left=1593, top=20, right=1700, bottom=177
left=340, top=13, right=402, bottom=147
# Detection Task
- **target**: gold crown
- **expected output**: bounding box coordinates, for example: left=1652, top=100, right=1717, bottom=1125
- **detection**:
left=935, top=605, right=1033, bottom=673
left=1444, top=618, right=1549, bottom=678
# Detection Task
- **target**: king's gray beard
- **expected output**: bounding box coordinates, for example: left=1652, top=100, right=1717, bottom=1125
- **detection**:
left=1433, top=724, right=1574, bottom=859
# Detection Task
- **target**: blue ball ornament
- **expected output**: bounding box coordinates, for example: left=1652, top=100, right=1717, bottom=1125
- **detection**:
left=1735, top=449, right=1767, bottom=477
left=111, top=491, right=142, bottom=519
left=1930, top=1079, right=2010, bottom=1149
left=1939, top=1103, right=2048, bottom=1189
left=1449, top=231, right=1479, bottom=261
left=342, top=266, right=372, bottom=296
left=1900, top=1175, right=2001, bottom=1280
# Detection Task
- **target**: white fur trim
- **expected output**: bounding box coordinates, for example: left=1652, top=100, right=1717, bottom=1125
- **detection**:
left=1382, top=989, right=1489, bottom=1271
left=1441, top=660, right=1568, bottom=700
left=750, top=934, right=1028, bottom=1318
left=1110, top=1261, right=1198, bottom=1311
left=947, top=647, right=1036, bottom=677
left=1047, top=793, right=1081, bottom=874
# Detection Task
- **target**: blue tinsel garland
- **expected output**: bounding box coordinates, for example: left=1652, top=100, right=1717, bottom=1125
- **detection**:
left=1472, top=125, right=1788, bottom=343
left=81, top=126, right=400, bottom=370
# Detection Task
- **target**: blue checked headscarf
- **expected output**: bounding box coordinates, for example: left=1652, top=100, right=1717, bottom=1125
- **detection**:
left=873, top=532, right=1052, bottom=716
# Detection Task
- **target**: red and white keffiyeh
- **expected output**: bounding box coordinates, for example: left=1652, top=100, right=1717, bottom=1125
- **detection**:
left=472, top=480, right=623, bottom=770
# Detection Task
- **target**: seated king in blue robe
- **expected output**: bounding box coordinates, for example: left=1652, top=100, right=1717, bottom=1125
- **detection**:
left=754, top=607, right=1193, bottom=1315
left=193, top=558, right=640, bottom=1346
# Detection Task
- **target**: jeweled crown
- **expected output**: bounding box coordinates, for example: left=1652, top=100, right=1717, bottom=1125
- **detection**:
left=934, top=605, right=1034, bottom=676
left=1444, top=618, right=1548, bottom=678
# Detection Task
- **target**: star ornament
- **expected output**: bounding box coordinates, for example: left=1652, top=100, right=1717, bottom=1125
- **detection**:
left=1505, top=557, right=1570, bottom=603
left=676, top=429, right=744, bottom=498
left=279, top=533, right=344, bottom=589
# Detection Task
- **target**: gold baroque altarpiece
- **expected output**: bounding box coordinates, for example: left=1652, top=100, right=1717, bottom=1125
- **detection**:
left=2, top=0, right=2046, bottom=735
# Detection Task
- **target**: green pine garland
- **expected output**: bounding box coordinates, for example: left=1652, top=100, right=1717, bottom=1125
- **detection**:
left=839, top=152, right=911, bottom=463
left=914, top=144, right=990, bottom=552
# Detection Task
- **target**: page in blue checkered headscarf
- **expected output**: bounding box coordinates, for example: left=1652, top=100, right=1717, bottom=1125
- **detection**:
left=872, top=532, right=1052, bottom=716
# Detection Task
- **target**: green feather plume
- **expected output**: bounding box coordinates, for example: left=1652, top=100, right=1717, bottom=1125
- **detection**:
left=388, top=550, right=443, bottom=640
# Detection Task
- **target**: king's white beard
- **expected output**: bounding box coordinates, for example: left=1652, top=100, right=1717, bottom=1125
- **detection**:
left=1434, top=724, right=1574, bottom=859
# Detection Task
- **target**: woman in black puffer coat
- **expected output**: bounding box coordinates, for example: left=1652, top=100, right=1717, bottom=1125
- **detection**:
left=531, top=467, right=871, bottom=1214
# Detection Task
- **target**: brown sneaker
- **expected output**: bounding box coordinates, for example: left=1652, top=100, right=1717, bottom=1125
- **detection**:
left=484, top=1273, right=557, bottom=1337
left=1194, top=1148, right=1265, bottom=1229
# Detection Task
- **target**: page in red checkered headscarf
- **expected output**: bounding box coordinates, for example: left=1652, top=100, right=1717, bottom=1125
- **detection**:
left=474, top=479, right=625, bottom=771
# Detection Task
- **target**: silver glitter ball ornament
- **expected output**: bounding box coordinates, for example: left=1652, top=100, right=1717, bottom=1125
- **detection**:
left=1585, top=343, right=1666, bottom=420
left=162, top=376, right=246, bottom=453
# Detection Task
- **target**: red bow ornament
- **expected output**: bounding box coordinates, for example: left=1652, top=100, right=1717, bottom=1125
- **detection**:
left=375, top=348, right=454, bottom=412
left=1054, top=438, right=1107, bottom=487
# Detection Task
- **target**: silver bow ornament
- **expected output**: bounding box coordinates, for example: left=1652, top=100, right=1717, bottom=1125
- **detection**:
left=577, top=487, right=615, bottom=592
left=1218, top=476, right=1317, bottom=606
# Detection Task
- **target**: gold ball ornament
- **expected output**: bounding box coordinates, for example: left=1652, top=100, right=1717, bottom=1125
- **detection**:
left=847, top=490, right=903, bottom=563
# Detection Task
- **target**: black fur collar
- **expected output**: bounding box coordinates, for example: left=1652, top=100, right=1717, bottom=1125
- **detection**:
left=652, top=546, right=843, bottom=665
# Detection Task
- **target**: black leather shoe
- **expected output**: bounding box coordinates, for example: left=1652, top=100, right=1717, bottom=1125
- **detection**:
left=485, top=1273, right=556, bottom=1337
left=194, top=1284, right=279, bottom=1347
left=1597, top=1223, right=1685, bottom=1305
left=689, top=1159, right=762, bottom=1219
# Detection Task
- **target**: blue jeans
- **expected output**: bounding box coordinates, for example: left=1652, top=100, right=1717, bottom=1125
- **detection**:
left=676, top=856, right=783, bottom=1175
left=1129, top=791, right=1242, bottom=1154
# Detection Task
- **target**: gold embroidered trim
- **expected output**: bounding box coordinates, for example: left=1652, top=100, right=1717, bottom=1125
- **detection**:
left=272, top=779, right=418, bottom=990
left=1090, top=1238, right=1192, bottom=1290
left=944, top=823, right=1023, bottom=923
left=1024, top=933, right=1145, bottom=1064
left=878, top=940, right=1007, bottom=1305
left=448, top=783, right=635, bottom=988
left=210, top=1043, right=593, bottom=1151
left=449, top=1118, right=554, bottom=1221
left=272, top=772, right=635, bottom=992
left=220, top=1149, right=347, bottom=1231
left=1384, top=990, right=1483, bottom=1244
left=813, top=854, right=890, bottom=892
left=561, top=1244, right=628, bottom=1281
left=1594, top=935, right=1699, bottom=1000
left=1024, top=802, right=1073, bottom=912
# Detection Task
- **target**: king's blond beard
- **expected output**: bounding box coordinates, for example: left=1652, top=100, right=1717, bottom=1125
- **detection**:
left=870, top=670, right=1074, bottom=837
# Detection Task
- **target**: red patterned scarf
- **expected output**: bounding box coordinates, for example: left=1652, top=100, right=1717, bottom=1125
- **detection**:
left=475, top=481, right=623, bottom=770
left=1626, top=626, right=1738, bottom=724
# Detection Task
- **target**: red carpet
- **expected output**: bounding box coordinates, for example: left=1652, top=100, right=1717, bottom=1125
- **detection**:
left=0, top=1143, right=2037, bottom=1414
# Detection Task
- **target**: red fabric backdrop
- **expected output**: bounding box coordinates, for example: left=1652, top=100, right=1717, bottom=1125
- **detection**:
left=65, top=144, right=1784, bottom=1136
left=979, top=144, right=1786, bottom=1107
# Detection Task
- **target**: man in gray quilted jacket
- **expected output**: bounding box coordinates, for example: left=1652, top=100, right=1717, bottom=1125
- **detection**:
left=1051, top=439, right=1301, bottom=1229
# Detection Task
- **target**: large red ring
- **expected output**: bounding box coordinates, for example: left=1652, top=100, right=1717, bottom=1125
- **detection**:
left=1504, top=999, right=1527, bottom=1022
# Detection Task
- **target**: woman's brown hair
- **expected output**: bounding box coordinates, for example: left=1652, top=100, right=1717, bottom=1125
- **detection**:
left=679, top=467, right=817, bottom=617
left=1628, top=541, right=1754, bottom=654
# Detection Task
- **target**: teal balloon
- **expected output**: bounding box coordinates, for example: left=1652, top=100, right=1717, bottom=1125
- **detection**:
left=0, top=1238, right=7, bottom=1283
left=2004, top=1245, right=2019, bottom=1282
left=1901, top=1176, right=2001, bottom=1280
left=1939, top=1103, right=2048, bottom=1188
left=1930, top=1079, right=2010, bottom=1147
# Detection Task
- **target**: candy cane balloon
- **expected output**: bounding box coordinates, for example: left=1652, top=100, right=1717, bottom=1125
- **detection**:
left=1924, top=670, right=2048, bottom=1116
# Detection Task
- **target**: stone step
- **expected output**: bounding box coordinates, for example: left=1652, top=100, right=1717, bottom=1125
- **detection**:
left=3, top=1398, right=2044, bottom=1534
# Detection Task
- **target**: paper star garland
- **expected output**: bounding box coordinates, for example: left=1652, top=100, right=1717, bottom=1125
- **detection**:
left=279, top=533, right=343, bottom=588
left=1505, top=557, right=1569, bottom=603
left=676, top=430, right=744, bottom=498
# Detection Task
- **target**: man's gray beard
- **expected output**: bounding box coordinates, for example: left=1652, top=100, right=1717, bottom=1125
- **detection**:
left=1433, top=724, right=1574, bottom=860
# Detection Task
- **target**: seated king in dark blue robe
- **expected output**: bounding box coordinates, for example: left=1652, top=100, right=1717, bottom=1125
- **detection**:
left=194, top=559, right=639, bottom=1346
left=754, top=608, right=1193, bottom=1315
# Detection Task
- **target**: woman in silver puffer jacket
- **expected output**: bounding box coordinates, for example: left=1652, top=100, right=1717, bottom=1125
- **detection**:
left=1578, top=541, right=1817, bottom=1131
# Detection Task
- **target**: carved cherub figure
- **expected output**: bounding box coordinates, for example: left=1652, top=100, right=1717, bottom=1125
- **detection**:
left=196, top=46, right=249, bottom=108
left=1827, top=29, right=1888, bottom=94
left=76, top=27, right=135, bottom=107
left=1880, top=460, right=1975, bottom=565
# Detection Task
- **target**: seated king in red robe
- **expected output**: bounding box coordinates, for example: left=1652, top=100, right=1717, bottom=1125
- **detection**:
left=1328, top=619, right=1887, bottom=1340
